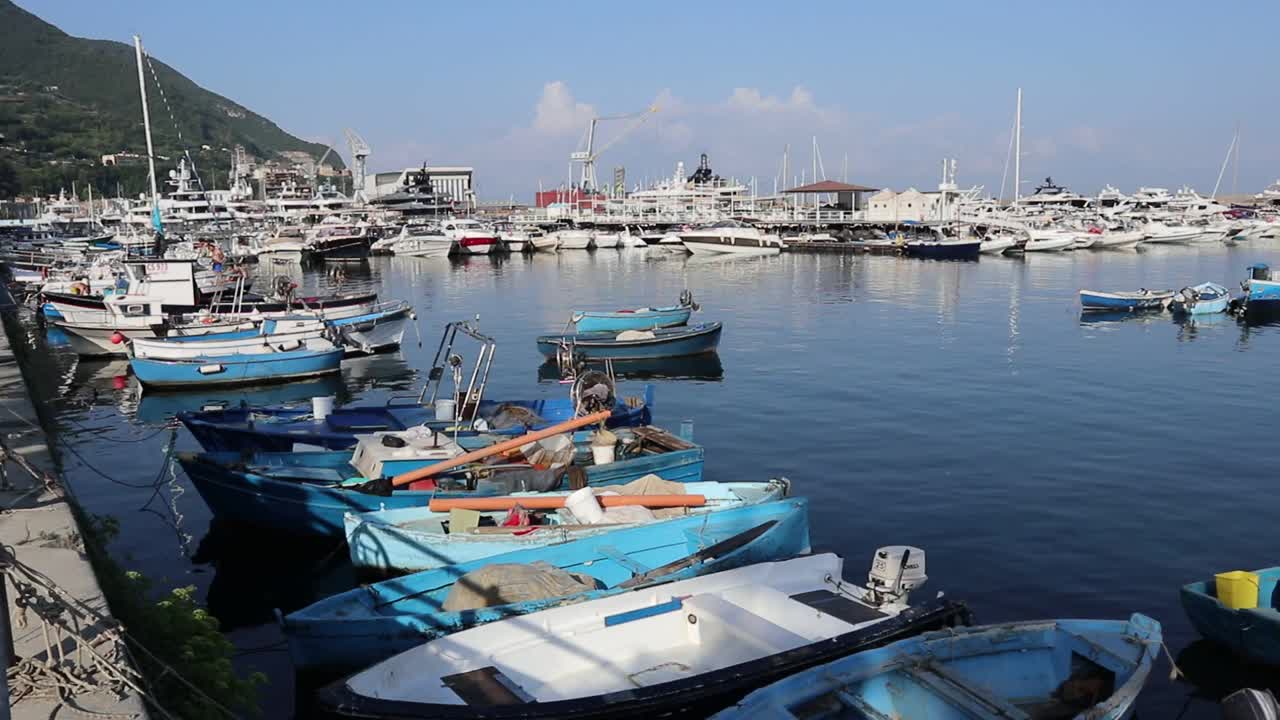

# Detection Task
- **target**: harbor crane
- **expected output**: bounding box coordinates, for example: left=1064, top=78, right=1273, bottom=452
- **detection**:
left=571, top=105, right=659, bottom=193
left=345, top=128, right=371, bottom=203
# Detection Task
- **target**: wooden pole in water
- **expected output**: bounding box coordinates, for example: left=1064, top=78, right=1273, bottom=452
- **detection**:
left=390, top=410, right=611, bottom=487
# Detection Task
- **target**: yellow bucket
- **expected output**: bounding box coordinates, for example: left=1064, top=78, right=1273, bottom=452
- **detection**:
left=1215, top=571, right=1260, bottom=610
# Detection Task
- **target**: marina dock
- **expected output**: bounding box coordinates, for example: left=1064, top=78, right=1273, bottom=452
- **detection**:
left=0, top=285, right=149, bottom=720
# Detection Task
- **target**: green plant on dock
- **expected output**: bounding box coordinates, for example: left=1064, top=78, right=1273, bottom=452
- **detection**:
left=82, top=513, right=265, bottom=719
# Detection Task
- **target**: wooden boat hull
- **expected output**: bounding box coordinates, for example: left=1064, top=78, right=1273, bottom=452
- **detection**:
left=315, top=554, right=973, bottom=720
left=130, top=347, right=343, bottom=389
left=283, top=498, right=810, bottom=677
left=178, top=385, right=655, bottom=452
left=343, top=480, right=789, bottom=573
left=1181, top=567, right=1280, bottom=665
left=537, top=323, right=721, bottom=360
left=572, top=306, right=692, bottom=333
left=904, top=240, right=981, bottom=260
left=178, top=436, right=700, bottom=537
left=1079, top=289, right=1173, bottom=312
left=713, top=614, right=1162, bottom=720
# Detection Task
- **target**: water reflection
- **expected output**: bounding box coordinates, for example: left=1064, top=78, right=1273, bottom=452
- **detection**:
left=537, top=352, right=725, bottom=383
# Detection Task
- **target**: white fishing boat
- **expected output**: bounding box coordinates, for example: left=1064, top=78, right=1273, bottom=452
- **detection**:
left=619, top=227, right=648, bottom=248
left=551, top=229, right=593, bottom=250
left=529, top=232, right=561, bottom=252
left=392, top=226, right=453, bottom=258
left=1022, top=229, right=1076, bottom=252
left=498, top=230, right=529, bottom=253
left=680, top=220, right=783, bottom=256
left=1091, top=229, right=1145, bottom=249
left=1142, top=221, right=1200, bottom=244
left=316, top=549, right=969, bottom=719
left=978, top=233, right=1017, bottom=254
left=591, top=231, right=620, bottom=249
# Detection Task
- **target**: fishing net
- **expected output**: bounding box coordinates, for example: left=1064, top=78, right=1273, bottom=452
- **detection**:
left=442, top=561, right=603, bottom=612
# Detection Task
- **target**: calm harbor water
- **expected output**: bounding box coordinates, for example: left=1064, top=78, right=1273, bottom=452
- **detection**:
left=21, top=243, right=1280, bottom=718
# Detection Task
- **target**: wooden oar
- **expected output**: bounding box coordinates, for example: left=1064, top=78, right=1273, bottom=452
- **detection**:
left=390, top=409, right=610, bottom=488
left=427, top=494, right=706, bottom=512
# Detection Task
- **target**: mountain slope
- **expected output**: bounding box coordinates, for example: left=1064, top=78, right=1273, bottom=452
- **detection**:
left=0, top=0, right=341, bottom=197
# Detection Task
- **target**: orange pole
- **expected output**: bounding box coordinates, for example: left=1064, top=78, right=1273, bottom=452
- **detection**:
left=427, top=494, right=707, bottom=513
left=391, top=409, right=612, bottom=487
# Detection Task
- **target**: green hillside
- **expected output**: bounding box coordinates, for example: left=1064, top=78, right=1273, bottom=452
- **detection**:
left=0, top=0, right=342, bottom=199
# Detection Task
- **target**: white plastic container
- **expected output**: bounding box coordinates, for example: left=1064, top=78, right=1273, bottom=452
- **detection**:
left=434, top=398, right=457, bottom=421
left=565, top=486, right=605, bottom=524
left=312, top=395, right=335, bottom=421
left=591, top=444, right=616, bottom=466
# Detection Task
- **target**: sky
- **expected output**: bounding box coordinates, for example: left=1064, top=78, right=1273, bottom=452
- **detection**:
left=19, top=0, right=1280, bottom=201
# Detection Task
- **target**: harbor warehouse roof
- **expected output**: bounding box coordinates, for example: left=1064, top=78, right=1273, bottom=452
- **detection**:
left=783, top=180, right=879, bottom=194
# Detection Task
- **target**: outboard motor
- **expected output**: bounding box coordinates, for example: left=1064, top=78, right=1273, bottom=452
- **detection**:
left=1222, top=688, right=1280, bottom=720
left=573, top=370, right=616, bottom=416
left=865, top=545, right=927, bottom=607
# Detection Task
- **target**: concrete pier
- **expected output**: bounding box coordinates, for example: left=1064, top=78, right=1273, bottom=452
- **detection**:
left=0, top=291, right=149, bottom=719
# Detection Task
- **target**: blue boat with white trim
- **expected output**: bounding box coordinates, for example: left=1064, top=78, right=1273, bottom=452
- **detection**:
left=130, top=344, right=344, bottom=389
left=1181, top=566, right=1280, bottom=666
left=177, top=424, right=702, bottom=537
left=570, top=292, right=697, bottom=333
left=1079, top=288, right=1174, bottom=312
left=713, top=614, right=1162, bottom=720
left=1169, top=282, right=1231, bottom=315
left=282, top=497, right=810, bottom=676
left=537, top=322, right=722, bottom=360
left=1237, top=263, right=1280, bottom=320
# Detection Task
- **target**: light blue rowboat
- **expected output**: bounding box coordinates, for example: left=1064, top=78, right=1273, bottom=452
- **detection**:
left=282, top=497, right=809, bottom=676
left=177, top=428, right=703, bottom=537
left=130, top=345, right=343, bottom=389
left=1078, top=288, right=1173, bottom=312
left=1181, top=566, right=1280, bottom=665
left=571, top=297, right=694, bottom=333
left=713, top=613, right=1162, bottom=720
left=344, top=478, right=791, bottom=573
left=536, top=321, right=722, bottom=360
left=1169, top=282, right=1231, bottom=315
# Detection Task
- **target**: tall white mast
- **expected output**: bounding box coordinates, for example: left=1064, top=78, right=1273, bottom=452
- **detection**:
left=1013, top=88, right=1022, bottom=207
left=133, top=35, right=159, bottom=211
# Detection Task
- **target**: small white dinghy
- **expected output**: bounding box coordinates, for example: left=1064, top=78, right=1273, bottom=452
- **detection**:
left=317, top=549, right=973, bottom=719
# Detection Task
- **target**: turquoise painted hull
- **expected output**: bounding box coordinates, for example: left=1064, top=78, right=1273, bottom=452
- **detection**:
left=130, top=347, right=343, bottom=388
left=572, top=305, right=692, bottom=333
left=283, top=498, right=810, bottom=676
left=344, top=479, right=790, bottom=573
left=178, top=437, right=704, bottom=537
left=1181, top=566, right=1280, bottom=665
left=537, top=322, right=722, bottom=360
left=714, top=614, right=1162, bottom=720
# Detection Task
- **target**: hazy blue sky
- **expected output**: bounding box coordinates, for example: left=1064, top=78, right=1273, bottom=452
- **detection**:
left=20, top=0, right=1280, bottom=200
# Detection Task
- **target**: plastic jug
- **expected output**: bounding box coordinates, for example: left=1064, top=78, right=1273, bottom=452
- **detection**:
left=1215, top=570, right=1260, bottom=609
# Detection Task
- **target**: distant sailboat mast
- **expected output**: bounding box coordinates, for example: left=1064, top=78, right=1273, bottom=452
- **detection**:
left=134, top=34, right=161, bottom=233
left=1013, top=88, right=1022, bottom=207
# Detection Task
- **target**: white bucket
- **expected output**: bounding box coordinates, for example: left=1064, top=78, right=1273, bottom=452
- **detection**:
left=312, top=395, right=335, bottom=421
left=565, top=486, right=605, bottom=524
left=434, top=399, right=457, bottom=421
left=591, top=444, right=616, bottom=466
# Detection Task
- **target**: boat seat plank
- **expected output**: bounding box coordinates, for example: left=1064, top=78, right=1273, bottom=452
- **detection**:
left=684, top=593, right=810, bottom=652
left=630, top=426, right=695, bottom=452
left=789, top=590, right=888, bottom=626
left=902, top=661, right=1032, bottom=720
left=595, top=545, right=651, bottom=576
left=440, top=666, right=534, bottom=706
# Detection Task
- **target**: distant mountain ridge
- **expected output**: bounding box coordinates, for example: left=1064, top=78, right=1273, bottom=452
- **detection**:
left=0, top=0, right=340, bottom=197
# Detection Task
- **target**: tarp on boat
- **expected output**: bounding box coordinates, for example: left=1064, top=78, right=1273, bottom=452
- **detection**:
left=442, top=561, right=602, bottom=612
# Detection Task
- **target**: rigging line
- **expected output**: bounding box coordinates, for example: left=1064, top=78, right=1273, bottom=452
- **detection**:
left=141, top=50, right=208, bottom=196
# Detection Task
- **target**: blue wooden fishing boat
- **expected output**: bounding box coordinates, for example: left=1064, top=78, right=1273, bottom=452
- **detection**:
left=1169, top=282, right=1231, bottom=315
left=1237, top=264, right=1280, bottom=320
left=282, top=498, right=809, bottom=676
left=1079, top=288, right=1174, bottom=312
left=177, top=384, right=655, bottom=452
left=537, top=322, right=722, bottom=360
left=177, top=425, right=703, bottom=537
left=713, top=614, right=1162, bottom=720
left=1181, top=566, right=1280, bottom=665
left=904, top=237, right=981, bottom=261
left=130, top=345, right=344, bottom=389
left=345, top=479, right=790, bottom=573
left=571, top=292, right=696, bottom=333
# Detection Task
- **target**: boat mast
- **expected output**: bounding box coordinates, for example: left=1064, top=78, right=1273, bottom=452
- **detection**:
left=1013, top=88, right=1022, bottom=207
left=133, top=35, right=160, bottom=219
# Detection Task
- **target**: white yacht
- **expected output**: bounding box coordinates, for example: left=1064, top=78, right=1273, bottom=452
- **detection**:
left=679, top=220, right=784, bottom=256
left=1019, top=178, right=1089, bottom=209
left=590, top=230, right=620, bottom=249
left=439, top=218, right=497, bottom=255
left=1255, top=180, right=1280, bottom=207
left=1130, top=187, right=1174, bottom=210
left=391, top=225, right=453, bottom=258
left=550, top=229, right=593, bottom=250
